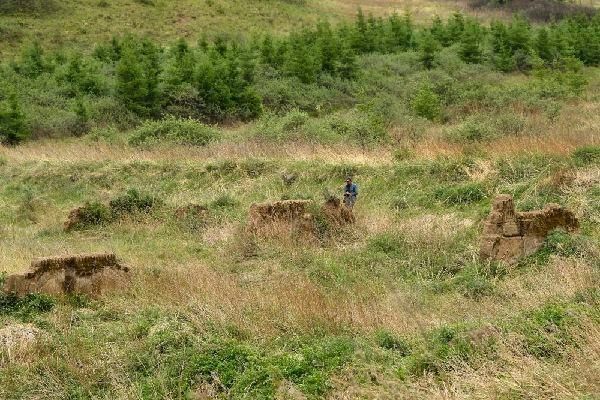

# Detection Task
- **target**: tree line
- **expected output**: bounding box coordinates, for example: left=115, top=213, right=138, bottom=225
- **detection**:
left=1, top=10, right=599, bottom=143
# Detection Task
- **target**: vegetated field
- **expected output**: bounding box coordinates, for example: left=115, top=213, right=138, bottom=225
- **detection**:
left=1, top=0, right=600, bottom=399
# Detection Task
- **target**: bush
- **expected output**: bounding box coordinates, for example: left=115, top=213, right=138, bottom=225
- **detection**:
left=411, top=85, right=441, bottom=120
left=572, top=145, right=600, bottom=166
left=434, top=182, right=486, bottom=205
left=0, top=292, right=55, bottom=320
left=375, top=329, right=411, bottom=355
left=128, top=116, right=219, bottom=146
left=109, top=188, right=159, bottom=216
left=71, top=201, right=112, bottom=229
left=0, top=95, right=28, bottom=144
left=446, top=116, right=496, bottom=142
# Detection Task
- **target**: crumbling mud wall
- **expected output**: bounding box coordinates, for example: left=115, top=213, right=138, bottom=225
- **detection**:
left=480, top=195, right=579, bottom=264
left=248, top=200, right=314, bottom=232
left=2, top=253, right=129, bottom=296
left=321, top=197, right=355, bottom=225
left=248, top=198, right=354, bottom=236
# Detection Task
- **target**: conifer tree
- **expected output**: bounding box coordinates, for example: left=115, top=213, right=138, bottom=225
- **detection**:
left=418, top=31, right=439, bottom=69
left=459, top=20, right=483, bottom=63
left=0, top=95, right=28, bottom=144
left=535, top=27, right=554, bottom=64
left=115, top=39, right=161, bottom=116
left=446, top=13, right=465, bottom=44
left=387, top=13, right=414, bottom=51
left=316, top=21, right=339, bottom=74
left=430, top=15, right=449, bottom=46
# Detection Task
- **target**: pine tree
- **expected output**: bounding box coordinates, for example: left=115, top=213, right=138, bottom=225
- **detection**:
left=0, top=95, right=28, bottom=144
left=446, top=13, right=465, bottom=44
left=15, top=41, right=48, bottom=77
left=261, top=34, right=276, bottom=66
left=418, top=31, right=439, bottom=69
left=430, top=15, right=449, bottom=47
left=316, top=21, right=340, bottom=74
left=353, top=8, right=375, bottom=53
left=387, top=13, right=414, bottom=51
left=284, top=34, right=319, bottom=84
left=116, top=47, right=147, bottom=115
left=490, top=20, right=516, bottom=72
left=459, top=20, right=483, bottom=64
left=337, top=41, right=358, bottom=79
left=535, top=27, right=553, bottom=64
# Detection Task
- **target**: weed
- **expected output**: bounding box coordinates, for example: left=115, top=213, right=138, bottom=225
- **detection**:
left=434, top=182, right=486, bottom=205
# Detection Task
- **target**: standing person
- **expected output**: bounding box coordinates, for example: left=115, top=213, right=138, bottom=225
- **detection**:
left=343, top=177, right=358, bottom=209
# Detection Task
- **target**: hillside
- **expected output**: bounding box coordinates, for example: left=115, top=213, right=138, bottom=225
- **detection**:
left=1, top=0, right=599, bottom=399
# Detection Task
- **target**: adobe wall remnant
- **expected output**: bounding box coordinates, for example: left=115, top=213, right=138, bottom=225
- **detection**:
left=2, top=253, right=129, bottom=297
left=480, top=195, right=579, bottom=264
left=248, top=198, right=354, bottom=235
left=321, top=197, right=355, bottom=225
left=249, top=200, right=313, bottom=231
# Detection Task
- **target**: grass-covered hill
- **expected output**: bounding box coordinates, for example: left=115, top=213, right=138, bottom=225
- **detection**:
left=1, top=0, right=599, bottom=399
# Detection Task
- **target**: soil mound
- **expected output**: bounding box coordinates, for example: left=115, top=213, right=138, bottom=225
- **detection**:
left=480, top=195, right=579, bottom=264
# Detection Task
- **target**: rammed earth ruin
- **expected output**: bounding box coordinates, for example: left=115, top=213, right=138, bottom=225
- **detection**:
left=480, top=195, right=579, bottom=264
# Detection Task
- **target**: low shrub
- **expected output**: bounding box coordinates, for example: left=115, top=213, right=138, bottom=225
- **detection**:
left=0, top=292, right=56, bottom=320
left=411, top=85, right=441, bottom=121
left=71, top=201, right=112, bottom=229
left=128, top=116, right=219, bottom=146
left=375, top=329, right=412, bottom=355
left=572, top=145, right=600, bottom=166
left=109, top=188, right=159, bottom=216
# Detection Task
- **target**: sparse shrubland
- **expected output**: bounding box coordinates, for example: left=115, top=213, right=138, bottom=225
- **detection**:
left=0, top=1, right=599, bottom=399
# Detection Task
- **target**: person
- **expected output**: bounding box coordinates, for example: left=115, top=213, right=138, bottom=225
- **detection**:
left=343, top=177, right=358, bottom=209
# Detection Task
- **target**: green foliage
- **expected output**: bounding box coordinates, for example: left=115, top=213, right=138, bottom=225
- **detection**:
left=375, top=329, right=412, bottom=355
left=411, top=85, right=441, bottom=120
left=129, top=116, right=219, bottom=146
left=459, top=20, right=484, bottom=63
left=0, top=94, right=28, bottom=144
left=518, top=303, right=574, bottom=359
left=0, top=292, right=55, bottom=320
left=434, top=182, right=486, bottom=205
left=109, top=188, right=159, bottom=216
left=131, top=329, right=354, bottom=399
left=210, top=193, right=238, bottom=210
left=417, top=31, right=439, bottom=69
left=116, top=37, right=161, bottom=116
left=572, top=145, right=600, bottom=166
left=452, top=263, right=495, bottom=300
left=69, top=201, right=111, bottom=230
left=12, top=41, right=51, bottom=77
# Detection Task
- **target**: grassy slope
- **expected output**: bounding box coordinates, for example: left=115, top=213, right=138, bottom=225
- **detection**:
left=0, top=0, right=472, bottom=56
left=1, top=1, right=600, bottom=399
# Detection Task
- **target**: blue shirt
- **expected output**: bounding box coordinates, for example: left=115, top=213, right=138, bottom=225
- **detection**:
left=345, top=183, right=358, bottom=197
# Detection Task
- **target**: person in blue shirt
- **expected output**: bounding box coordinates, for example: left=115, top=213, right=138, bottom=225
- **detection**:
left=343, top=177, right=358, bottom=209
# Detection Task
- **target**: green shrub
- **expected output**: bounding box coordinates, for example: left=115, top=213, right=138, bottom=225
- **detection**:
left=0, top=95, right=28, bottom=144
left=70, top=201, right=112, bottom=230
left=129, top=116, right=219, bottom=146
left=375, top=329, right=411, bottom=355
left=572, top=145, right=600, bottom=166
left=446, top=117, right=496, bottom=142
left=0, top=292, right=56, bottom=320
left=210, top=194, right=238, bottom=209
left=434, top=182, right=486, bottom=205
left=411, top=85, right=441, bottom=120
left=109, top=188, right=159, bottom=216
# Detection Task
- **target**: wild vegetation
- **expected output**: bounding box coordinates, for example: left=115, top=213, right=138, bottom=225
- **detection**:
left=0, top=1, right=599, bottom=399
